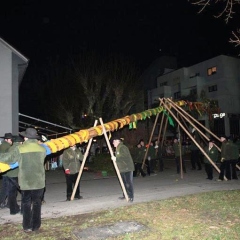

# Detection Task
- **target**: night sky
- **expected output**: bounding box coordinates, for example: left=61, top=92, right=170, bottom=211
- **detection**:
left=1, top=0, right=238, bottom=69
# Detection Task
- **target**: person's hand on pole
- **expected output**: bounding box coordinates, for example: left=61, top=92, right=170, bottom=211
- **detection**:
left=111, top=156, right=116, bottom=162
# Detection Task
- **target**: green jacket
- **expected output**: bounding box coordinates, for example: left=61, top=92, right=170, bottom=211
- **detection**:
left=62, top=147, right=83, bottom=174
left=189, top=141, right=199, bottom=151
left=229, top=142, right=239, bottom=160
left=5, top=142, right=21, bottom=178
left=203, top=145, right=218, bottom=164
left=173, top=142, right=184, bottom=157
left=0, top=140, right=11, bottom=153
left=0, top=141, right=12, bottom=176
left=131, top=146, right=146, bottom=163
left=148, top=145, right=156, bottom=159
left=115, top=142, right=135, bottom=173
left=221, top=141, right=232, bottom=161
left=0, top=139, right=46, bottom=190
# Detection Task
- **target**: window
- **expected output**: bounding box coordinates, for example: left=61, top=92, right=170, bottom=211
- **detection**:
left=189, top=73, right=200, bottom=79
left=190, top=87, right=197, bottom=95
left=159, top=81, right=167, bottom=87
left=208, top=85, right=217, bottom=92
left=207, top=67, right=217, bottom=76
left=174, top=91, right=181, bottom=99
left=213, top=118, right=225, bottom=136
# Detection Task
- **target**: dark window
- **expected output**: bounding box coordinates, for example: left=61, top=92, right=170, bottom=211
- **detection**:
left=208, top=85, right=217, bottom=92
left=190, top=87, right=197, bottom=95
left=230, top=118, right=239, bottom=136
left=159, top=81, right=167, bottom=87
left=174, top=91, right=181, bottom=99
left=213, top=118, right=225, bottom=136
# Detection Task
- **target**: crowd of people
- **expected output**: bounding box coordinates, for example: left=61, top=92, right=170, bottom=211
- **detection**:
left=0, top=128, right=240, bottom=233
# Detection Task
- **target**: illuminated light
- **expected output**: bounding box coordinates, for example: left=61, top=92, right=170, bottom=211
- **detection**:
left=212, top=113, right=225, bottom=119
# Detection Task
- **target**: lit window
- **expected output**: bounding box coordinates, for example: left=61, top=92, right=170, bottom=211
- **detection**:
left=208, top=85, right=217, bottom=92
left=207, top=67, right=217, bottom=76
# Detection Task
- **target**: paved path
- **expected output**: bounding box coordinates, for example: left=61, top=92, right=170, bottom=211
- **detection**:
left=0, top=159, right=240, bottom=224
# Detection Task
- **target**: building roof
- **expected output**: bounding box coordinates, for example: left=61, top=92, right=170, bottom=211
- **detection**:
left=0, top=37, right=29, bottom=63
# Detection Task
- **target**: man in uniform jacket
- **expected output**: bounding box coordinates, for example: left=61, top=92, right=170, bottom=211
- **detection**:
left=112, top=136, right=135, bottom=202
left=131, top=143, right=146, bottom=177
left=203, top=139, right=218, bottom=180
left=62, top=144, right=83, bottom=201
left=5, top=135, right=23, bottom=215
left=0, top=128, right=46, bottom=233
left=173, top=138, right=186, bottom=174
left=147, top=141, right=157, bottom=175
left=0, top=133, right=13, bottom=208
left=190, top=134, right=202, bottom=170
left=154, top=139, right=164, bottom=172
left=229, top=137, right=239, bottom=180
left=218, top=136, right=232, bottom=181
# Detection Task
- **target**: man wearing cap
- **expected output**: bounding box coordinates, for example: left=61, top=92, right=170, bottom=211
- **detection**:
left=112, top=136, right=135, bottom=202
left=0, top=128, right=46, bottom=232
left=203, top=139, right=218, bottom=180
left=0, top=133, right=13, bottom=208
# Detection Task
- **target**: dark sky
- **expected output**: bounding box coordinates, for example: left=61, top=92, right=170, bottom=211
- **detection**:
left=0, top=0, right=238, bottom=69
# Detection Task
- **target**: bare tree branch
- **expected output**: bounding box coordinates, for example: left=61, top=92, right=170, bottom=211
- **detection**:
left=189, top=0, right=240, bottom=49
left=229, top=29, right=240, bottom=46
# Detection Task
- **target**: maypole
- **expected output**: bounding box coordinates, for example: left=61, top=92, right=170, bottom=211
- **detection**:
left=161, top=98, right=227, bottom=181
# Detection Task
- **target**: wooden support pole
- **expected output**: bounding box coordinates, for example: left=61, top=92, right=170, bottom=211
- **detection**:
left=158, top=113, right=164, bottom=144
left=99, top=118, right=129, bottom=202
left=160, top=98, right=228, bottom=181
left=141, top=111, right=160, bottom=169
left=71, top=120, right=98, bottom=201
left=177, top=113, right=184, bottom=179
left=161, top=116, right=168, bottom=150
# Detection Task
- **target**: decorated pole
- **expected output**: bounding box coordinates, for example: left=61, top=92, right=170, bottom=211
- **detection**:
left=160, top=99, right=227, bottom=181
left=167, top=98, right=221, bottom=142
left=70, top=120, right=98, bottom=201
left=166, top=98, right=225, bottom=175
left=167, top=98, right=210, bottom=143
left=99, top=118, right=129, bottom=202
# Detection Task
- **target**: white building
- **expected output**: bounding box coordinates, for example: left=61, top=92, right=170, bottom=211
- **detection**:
left=0, top=37, right=29, bottom=136
left=148, top=55, right=240, bottom=137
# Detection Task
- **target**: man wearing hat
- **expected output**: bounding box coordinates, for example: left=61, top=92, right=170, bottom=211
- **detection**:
left=0, top=128, right=46, bottom=232
left=0, top=133, right=13, bottom=208
left=112, top=136, right=135, bottom=202
left=203, top=138, right=218, bottom=180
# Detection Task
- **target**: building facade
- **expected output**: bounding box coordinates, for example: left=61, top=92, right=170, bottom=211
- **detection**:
left=148, top=55, right=240, bottom=137
left=0, top=37, right=29, bottom=136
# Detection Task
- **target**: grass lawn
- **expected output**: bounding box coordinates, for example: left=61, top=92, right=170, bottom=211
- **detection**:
left=1, top=190, right=240, bottom=239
